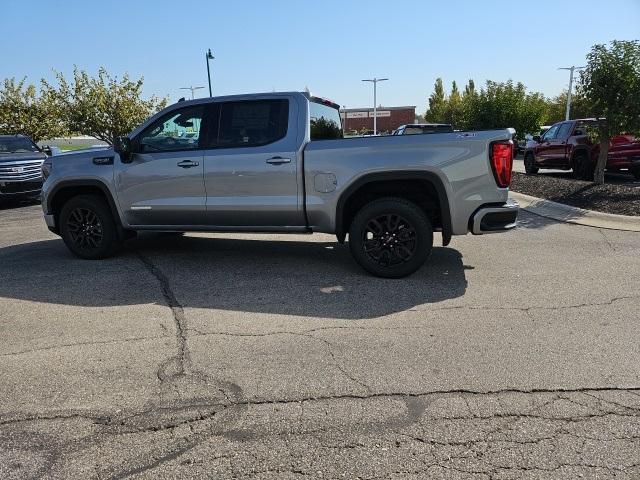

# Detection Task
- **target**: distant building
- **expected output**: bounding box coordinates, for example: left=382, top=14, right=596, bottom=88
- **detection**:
left=340, top=106, right=416, bottom=134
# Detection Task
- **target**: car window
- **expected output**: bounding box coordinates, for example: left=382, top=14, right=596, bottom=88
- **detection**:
left=542, top=124, right=560, bottom=141
left=139, top=105, right=205, bottom=153
left=556, top=123, right=572, bottom=139
left=0, top=136, right=40, bottom=154
left=309, top=100, right=342, bottom=140
left=217, top=100, right=288, bottom=148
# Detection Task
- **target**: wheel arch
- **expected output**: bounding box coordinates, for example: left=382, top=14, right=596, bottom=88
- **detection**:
left=335, top=171, right=452, bottom=246
left=47, top=180, right=123, bottom=234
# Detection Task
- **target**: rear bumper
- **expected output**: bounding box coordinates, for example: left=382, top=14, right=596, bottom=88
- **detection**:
left=470, top=200, right=519, bottom=234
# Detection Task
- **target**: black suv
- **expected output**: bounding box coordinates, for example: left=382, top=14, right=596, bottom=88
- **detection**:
left=0, top=135, right=48, bottom=201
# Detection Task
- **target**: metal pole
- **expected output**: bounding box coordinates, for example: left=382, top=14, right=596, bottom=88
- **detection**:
left=558, top=66, right=585, bottom=121
left=373, top=81, right=377, bottom=136
left=206, top=54, right=212, bottom=97
left=565, top=66, right=574, bottom=121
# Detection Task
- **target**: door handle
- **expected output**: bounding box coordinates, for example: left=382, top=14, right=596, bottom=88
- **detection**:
left=177, top=160, right=199, bottom=168
left=266, top=156, right=291, bottom=165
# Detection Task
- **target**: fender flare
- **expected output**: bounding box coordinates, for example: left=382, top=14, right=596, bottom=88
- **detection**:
left=335, top=170, right=452, bottom=245
left=47, top=179, right=123, bottom=228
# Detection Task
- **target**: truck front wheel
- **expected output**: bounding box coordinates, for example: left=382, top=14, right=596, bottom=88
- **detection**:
left=348, top=197, right=433, bottom=278
left=59, top=194, right=120, bottom=259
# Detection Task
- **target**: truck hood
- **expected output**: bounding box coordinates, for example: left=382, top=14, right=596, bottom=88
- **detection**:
left=0, top=151, right=47, bottom=163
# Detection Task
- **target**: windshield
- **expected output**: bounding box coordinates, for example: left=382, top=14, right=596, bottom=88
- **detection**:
left=309, top=99, right=343, bottom=140
left=0, top=137, right=40, bottom=154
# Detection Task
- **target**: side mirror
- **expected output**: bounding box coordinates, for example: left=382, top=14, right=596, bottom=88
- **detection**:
left=533, top=135, right=541, bottom=142
left=114, top=136, right=132, bottom=163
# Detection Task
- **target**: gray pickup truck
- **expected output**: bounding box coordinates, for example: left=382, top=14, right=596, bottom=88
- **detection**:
left=41, top=92, right=518, bottom=278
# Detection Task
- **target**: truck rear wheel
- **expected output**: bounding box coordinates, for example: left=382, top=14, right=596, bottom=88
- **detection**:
left=59, top=194, right=119, bottom=259
left=573, top=152, right=594, bottom=181
left=524, top=153, right=538, bottom=174
left=348, top=197, right=433, bottom=278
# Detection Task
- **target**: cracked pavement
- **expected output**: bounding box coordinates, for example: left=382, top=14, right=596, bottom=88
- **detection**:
left=0, top=202, right=639, bottom=479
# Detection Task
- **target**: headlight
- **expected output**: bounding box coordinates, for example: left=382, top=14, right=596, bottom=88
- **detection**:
left=41, top=159, right=53, bottom=180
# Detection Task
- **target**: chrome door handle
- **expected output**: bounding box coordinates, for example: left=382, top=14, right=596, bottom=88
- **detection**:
left=266, top=156, right=291, bottom=165
left=177, top=160, right=199, bottom=168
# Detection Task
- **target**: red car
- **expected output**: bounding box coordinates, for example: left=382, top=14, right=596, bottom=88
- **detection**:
left=523, top=119, right=640, bottom=180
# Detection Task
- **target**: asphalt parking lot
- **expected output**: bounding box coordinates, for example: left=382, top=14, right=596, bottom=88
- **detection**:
left=1, top=200, right=639, bottom=479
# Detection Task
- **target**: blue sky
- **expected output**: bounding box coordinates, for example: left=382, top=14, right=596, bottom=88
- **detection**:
left=2, top=0, right=639, bottom=112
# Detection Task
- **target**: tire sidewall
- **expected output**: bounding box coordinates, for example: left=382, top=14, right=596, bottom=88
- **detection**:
left=60, top=195, right=118, bottom=259
left=348, top=198, right=433, bottom=278
left=524, top=154, right=538, bottom=174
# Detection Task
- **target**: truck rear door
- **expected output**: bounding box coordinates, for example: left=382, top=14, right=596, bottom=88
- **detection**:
left=201, top=97, right=305, bottom=227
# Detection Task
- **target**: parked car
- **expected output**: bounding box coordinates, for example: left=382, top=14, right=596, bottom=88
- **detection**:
left=0, top=134, right=48, bottom=201
left=392, top=124, right=454, bottom=135
left=523, top=119, right=640, bottom=180
left=41, top=92, right=518, bottom=278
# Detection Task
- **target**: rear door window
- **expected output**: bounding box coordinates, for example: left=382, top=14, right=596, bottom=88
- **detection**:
left=556, top=123, right=572, bottom=139
left=216, top=100, right=289, bottom=148
left=309, top=100, right=343, bottom=140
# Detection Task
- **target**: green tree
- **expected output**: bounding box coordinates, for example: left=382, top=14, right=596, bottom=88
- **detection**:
left=425, top=78, right=447, bottom=122
left=579, top=40, right=640, bottom=183
left=0, top=77, right=68, bottom=142
left=43, top=67, right=168, bottom=145
left=546, top=90, right=593, bottom=124
left=444, top=81, right=463, bottom=127
left=464, top=80, right=547, bottom=140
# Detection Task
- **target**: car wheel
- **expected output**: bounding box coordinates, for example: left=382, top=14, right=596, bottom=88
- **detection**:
left=524, top=153, right=538, bottom=174
left=348, top=197, right=433, bottom=278
left=60, top=194, right=119, bottom=259
left=572, top=152, right=591, bottom=180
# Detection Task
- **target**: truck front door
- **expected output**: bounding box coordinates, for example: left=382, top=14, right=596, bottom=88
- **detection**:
left=114, top=104, right=209, bottom=226
left=202, top=98, right=305, bottom=227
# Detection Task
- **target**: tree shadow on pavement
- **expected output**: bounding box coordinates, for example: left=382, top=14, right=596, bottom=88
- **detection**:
left=0, top=234, right=468, bottom=319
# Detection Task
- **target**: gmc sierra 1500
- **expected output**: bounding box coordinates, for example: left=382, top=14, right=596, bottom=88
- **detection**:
left=41, top=92, right=518, bottom=278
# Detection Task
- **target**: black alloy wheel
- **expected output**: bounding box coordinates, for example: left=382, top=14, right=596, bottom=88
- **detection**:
left=349, top=197, right=433, bottom=278
left=60, top=194, right=119, bottom=259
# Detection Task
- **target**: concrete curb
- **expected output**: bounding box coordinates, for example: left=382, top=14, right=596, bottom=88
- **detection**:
left=509, top=191, right=640, bottom=232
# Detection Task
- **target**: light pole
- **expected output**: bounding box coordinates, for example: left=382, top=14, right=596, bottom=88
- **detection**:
left=206, top=49, right=215, bottom=97
left=342, top=105, right=346, bottom=136
left=179, top=86, right=205, bottom=99
left=558, top=66, right=585, bottom=121
left=362, top=77, right=388, bottom=135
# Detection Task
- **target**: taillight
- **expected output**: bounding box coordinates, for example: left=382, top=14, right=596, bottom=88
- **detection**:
left=490, top=141, right=513, bottom=188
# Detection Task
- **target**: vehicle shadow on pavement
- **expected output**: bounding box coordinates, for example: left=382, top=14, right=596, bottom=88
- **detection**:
left=0, top=234, right=468, bottom=319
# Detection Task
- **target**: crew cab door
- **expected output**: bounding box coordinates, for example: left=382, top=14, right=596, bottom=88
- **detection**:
left=202, top=98, right=305, bottom=227
left=114, top=104, right=210, bottom=226
left=535, top=123, right=561, bottom=166
left=544, top=122, right=573, bottom=167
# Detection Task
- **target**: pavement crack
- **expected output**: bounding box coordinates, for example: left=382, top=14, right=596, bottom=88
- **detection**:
left=135, top=252, right=190, bottom=381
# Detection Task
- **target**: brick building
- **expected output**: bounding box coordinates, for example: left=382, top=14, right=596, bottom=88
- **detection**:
left=340, top=106, right=416, bottom=134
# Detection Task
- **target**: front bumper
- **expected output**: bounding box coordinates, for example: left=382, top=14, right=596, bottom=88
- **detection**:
left=0, top=179, right=43, bottom=196
left=44, top=214, right=56, bottom=229
left=470, top=200, right=519, bottom=234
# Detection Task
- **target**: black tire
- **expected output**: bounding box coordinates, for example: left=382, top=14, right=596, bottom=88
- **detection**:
left=632, top=167, right=640, bottom=181
left=572, top=152, right=594, bottom=181
left=348, top=197, right=433, bottom=278
left=59, top=194, right=119, bottom=259
left=524, top=153, right=538, bottom=174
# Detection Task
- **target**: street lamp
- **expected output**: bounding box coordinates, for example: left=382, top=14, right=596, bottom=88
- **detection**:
left=206, top=49, right=215, bottom=97
left=179, top=85, right=205, bottom=100
left=362, top=78, right=388, bottom=136
left=558, top=66, right=585, bottom=121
